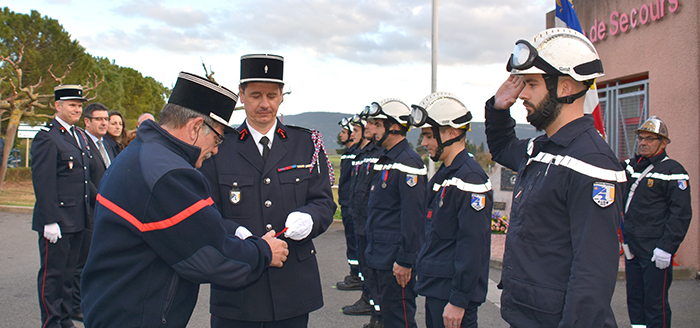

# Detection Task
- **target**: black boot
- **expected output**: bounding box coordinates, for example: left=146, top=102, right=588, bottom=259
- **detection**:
left=336, top=272, right=362, bottom=290
left=343, top=290, right=372, bottom=315
left=362, top=315, right=383, bottom=328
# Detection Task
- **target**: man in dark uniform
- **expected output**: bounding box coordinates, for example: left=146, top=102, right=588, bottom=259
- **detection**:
left=342, top=111, right=383, bottom=319
left=485, top=28, right=626, bottom=327
left=81, top=72, right=288, bottom=327
left=336, top=116, right=361, bottom=290
left=32, top=84, right=91, bottom=328
left=200, top=54, right=336, bottom=328
left=411, top=92, right=492, bottom=328
left=363, top=98, right=427, bottom=328
left=622, top=116, right=692, bottom=328
left=70, top=102, right=115, bottom=321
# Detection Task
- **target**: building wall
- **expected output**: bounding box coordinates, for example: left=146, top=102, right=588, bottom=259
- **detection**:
left=570, top=0, right=700, bottom=268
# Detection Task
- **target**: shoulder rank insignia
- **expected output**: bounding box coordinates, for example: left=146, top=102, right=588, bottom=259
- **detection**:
left=276, top=126, right=287, bottom=140
left=238, top=128, right=250, bottom=141
left=678, top=180, right=688, bottom=190
left=592, top=182, right=615, bottom=208
left=471, top=194, right=486, bottom=211
left=406, top=174, right=417, bottom=187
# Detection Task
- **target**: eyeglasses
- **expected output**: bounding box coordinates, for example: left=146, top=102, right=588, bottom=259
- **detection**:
left=636, top=135, right=662, bottom=143
left=87, top=116, right=110, bottom=122
left=203, top=121, right=225, bottom=146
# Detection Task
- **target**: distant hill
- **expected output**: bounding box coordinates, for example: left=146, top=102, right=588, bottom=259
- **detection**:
left=278, top=112, right=543, bottom=153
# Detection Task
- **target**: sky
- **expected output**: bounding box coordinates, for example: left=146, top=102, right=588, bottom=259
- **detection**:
left=8, top=0, right=554, bottom=125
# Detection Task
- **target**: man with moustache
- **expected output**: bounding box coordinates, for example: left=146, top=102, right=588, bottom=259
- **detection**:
left=622, top=116, right=691, bottom=328
left=32, top=84, right=91, bottom=328
left=201, top=54, right=336, bottom=328
left=411, top=92, right=492, bottom=328
left=70, top=102, right=115, bottom=322
left=362, top=99, right=426, bottom=328
left=485, top=28, right=626, bottom=327
left=80, top=72, right=288, bottom=327
left=336, top=115, right=362, bottom=290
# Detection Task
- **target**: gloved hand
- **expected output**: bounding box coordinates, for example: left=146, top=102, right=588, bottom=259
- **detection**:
left=651, top=247, right=672, bottom=269
left=284, top=211, right=313, bottom=241
left=235, top=226, right=253, bottom=240
left=43, top=223, right=62, bottom=244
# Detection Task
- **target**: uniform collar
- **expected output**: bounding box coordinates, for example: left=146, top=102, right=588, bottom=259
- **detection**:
left=545, top=114, right=596, bottom=148
left=634, top=150, right=668, bottom=167
left=384, top=138, right=409, bottom=160
left=54, top=116, right=74, bottom=131
left=136, top=120, right=201, bottom=167
left=441, top=148, right=470, bottom=173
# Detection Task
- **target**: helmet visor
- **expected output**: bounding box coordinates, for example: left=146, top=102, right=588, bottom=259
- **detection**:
left=369, top=102, right=382, bottom=116
left=360, top=105, right=370, bottom=118
left=409, top=105, right=428, bottom=127
left=509, top=40, right=538, bottom=71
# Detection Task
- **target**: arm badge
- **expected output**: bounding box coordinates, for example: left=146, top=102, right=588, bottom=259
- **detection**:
left=592, top=182, right=615, bottom=208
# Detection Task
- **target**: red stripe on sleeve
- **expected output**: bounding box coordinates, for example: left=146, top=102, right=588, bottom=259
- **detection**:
left=96, top=194, right=214, bottom=232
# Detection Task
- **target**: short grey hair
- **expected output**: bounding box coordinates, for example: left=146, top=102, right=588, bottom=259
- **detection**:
left=158, top=103, right=216, bottom=135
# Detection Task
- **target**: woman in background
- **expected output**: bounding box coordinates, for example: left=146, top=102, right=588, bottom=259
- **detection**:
left=105, top=111, right=127, bottom=154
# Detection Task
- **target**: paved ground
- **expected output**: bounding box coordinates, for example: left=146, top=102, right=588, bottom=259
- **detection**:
left=2, top=211, right=700, bottom=327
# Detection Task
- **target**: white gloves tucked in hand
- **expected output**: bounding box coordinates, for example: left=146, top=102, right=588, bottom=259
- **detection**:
left=651, top=247, right=672, bottom=269
left=284, top=211, right=313, bottom=240
left=43, top=223, right=62, bottom=244
left=235, top=226, right=253, bottom=240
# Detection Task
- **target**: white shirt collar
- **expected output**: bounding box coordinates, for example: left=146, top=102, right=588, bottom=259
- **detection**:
left=54, top=116, right=73, bottom=131
left=247, top=120, right=277, bottom=156
left=84, top=130, right=103, bottom=144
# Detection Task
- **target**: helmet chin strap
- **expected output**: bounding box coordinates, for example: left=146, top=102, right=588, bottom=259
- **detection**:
left=526, top=75, right=591, bottom=130
left=429, top=126, right=465, bottom=162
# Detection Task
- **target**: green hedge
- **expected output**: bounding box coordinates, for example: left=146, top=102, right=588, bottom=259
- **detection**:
left=4, top=167, right=32, bottom=182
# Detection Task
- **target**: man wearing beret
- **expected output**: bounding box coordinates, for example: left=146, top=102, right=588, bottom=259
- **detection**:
left=32, top=84, right=91, bottom=328
left=80, top=72, right=288, bottom=327
left=201, top=54, right=336, bottom=328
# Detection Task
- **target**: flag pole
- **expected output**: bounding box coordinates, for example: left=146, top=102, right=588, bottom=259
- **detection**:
left=428, top=0, right=438, bottom=177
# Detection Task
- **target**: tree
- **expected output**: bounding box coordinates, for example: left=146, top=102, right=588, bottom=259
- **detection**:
left=0, top=8, right=102, bottom=190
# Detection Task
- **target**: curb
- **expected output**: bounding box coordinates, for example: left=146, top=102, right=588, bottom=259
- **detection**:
left=0, top=205, right=33, bottom=215
left=489, top=257, right=697, bottom=280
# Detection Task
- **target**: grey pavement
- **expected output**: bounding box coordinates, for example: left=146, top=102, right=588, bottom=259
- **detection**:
left=2, top=210, right=699, bottom=327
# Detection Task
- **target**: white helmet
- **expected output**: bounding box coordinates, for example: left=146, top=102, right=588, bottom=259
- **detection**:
left=409, top=92, right=472, bottom=129
left=508, top=28, right=604, bottom=82
left=368, top=98, right=411, bottom=127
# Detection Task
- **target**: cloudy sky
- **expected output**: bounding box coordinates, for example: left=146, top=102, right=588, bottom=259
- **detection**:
left=10, top=0, right=553, bottom=124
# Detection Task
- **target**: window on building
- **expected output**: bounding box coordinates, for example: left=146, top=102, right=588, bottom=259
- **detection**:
left=597, top=76, right=649, bottom=160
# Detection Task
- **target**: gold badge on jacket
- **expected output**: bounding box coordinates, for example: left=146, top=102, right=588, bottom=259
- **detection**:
left=647, top=179, right=654, bottom=188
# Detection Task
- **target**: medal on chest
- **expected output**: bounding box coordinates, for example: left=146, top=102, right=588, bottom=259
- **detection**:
left=68, top=156, right=74, bottom=170
left=229, top=182, right=241, bottom=204
left=381, top=170, right=388, bottom=189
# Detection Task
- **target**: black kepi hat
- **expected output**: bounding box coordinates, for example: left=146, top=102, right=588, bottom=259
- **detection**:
left=168, top=72, right=238, bottom=132
left=54, top=84, right=87, bottom=102
left=240, top=54, right=284, bottom=84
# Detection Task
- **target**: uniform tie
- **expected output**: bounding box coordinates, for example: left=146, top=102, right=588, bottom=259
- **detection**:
left=97, top=140, right=111, bottom=168
left=260, top=136, right=270, bottom=162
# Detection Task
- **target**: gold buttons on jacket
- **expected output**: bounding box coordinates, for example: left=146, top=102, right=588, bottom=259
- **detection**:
left=232, top=182, right=238, bottom=187
left=265, top=200, right=272, bottom=207
left=264, top=178, right=271, bottom=185
left=295, top=178, right=300, bottom=183
left=266, top=224, right=272, bottom=231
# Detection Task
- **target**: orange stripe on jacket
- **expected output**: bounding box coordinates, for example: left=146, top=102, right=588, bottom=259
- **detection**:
left=96, top=194, right=214, bottom=232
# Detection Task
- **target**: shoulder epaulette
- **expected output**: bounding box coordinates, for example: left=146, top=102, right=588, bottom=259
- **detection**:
left=284, top=124, right=313, bottom=133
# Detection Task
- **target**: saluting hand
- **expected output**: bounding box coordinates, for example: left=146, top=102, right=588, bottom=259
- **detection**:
left=393, top=262, right=412, bottom=288
left=262, top=231, right=288, bottom=268
left=494, top=75, right=525, bottom=110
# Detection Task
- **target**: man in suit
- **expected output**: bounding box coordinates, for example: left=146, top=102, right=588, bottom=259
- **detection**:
left=200, top=54, right=337, bottom=328
left=32, top=84, right=91, bottom=328
left=69, top=103, right=114, bottom=321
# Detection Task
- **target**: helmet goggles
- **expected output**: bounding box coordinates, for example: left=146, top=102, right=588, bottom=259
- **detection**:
left=506, top=39, right=603, bottom=78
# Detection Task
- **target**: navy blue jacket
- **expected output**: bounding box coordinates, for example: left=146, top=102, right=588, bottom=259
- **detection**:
left=200, top=119, right=336, bottom=321
left=31, top=118, right=91, bottom=233
left=485, top=97, right=625, bottom=327
left=366, top=138, right=427, bottom=270
left=350, top=141, right=384, bottom=236
left=415, top=149, right=492, bottom=309
left=338, top=143, right=359, bottom=207
left=81, top=120, right=272, bottom=327
left=622, top=151, right=692, bottom=260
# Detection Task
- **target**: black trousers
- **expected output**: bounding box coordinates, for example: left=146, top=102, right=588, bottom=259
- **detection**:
left=72, top=228, right=92, bottom=314
left=211, top=313, right=309, bottom=328
left=366, top=267, right=417, bottom=328
left=626, top=255, right=673, bottom=328
left=357, top=234, right=380, bottom=317
left=341, top=206, right=359, bottom=275
left=38, top=231, right=83, bottom=328
left=424, top=297, right=479, bottom=328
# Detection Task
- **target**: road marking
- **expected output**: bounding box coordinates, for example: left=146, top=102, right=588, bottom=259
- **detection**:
left=487, top=278, right=501, bottom=308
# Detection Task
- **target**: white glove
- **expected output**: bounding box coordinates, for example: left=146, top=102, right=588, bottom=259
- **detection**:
left=284, top=211, right=313, bottom=241
left=651, top=247, right=672, bottom=269
left=43, top=223, right=62, bottom=244
left=234, top=226, right=253, bottom=240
